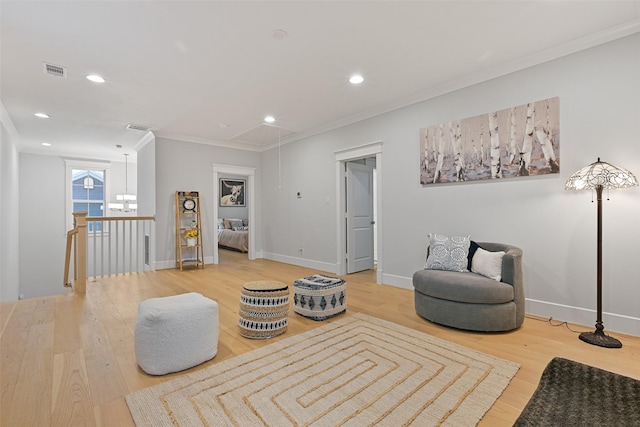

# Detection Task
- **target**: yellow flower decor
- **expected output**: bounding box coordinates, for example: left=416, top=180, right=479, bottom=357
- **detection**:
left=184, top=229, right=198, bottom=239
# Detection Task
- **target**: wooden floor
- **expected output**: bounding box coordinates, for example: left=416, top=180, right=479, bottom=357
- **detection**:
left=2, top=250, right=639, bottom=426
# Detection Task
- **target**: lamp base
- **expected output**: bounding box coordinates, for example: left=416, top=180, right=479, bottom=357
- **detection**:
left=579, top=330, right=622, bottom=348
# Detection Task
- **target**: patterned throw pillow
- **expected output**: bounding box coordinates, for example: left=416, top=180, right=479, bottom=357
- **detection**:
left=425, top=233, right=471, bottom=272
left=232, top=225, right=248, bottom=231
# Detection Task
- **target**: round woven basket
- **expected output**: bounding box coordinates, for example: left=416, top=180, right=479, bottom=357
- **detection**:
left=239, top=280, right=289, bottom=339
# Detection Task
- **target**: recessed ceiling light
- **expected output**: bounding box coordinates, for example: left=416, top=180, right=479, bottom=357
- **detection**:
left=349, top=74, right=364, bottom=84
left=41, top=142, right=52, bottom=147
left=34, top=112, right=50, bottom=118
left=270, top=29, right=288, bottom=40
left=86, top=74, right=105, bottom=83
left=264, top=115, right=275, bottom=123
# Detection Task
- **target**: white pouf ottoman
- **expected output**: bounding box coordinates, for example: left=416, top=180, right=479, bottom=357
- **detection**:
left=134, top=292, right=219, bottom=375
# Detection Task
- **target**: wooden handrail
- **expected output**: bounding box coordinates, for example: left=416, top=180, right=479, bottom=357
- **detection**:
left=64, top=229, right=78, bottom=288
left=86, top=215, right=156, bottom=222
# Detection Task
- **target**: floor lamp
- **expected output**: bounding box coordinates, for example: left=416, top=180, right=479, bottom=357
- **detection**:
left=565, top=158, right=638, bottom=348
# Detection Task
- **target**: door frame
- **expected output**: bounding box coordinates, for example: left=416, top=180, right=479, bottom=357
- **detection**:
left=212, top=164, right=257, bottom=263
left=335, top=141, right=383, bottom=283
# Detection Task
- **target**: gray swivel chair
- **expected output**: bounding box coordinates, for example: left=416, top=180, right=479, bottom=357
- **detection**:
left=412, top=242, right=524, bottom=332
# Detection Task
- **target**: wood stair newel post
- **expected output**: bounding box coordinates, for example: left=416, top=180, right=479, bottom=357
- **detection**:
left=73, top=211, right=88, bottom=294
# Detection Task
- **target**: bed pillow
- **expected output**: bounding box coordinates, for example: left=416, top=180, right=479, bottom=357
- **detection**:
left=232, top=225, right=248, bottom=231
left=471, top=247, right=505, bottom=281
left=223, top=218, right=243, bottom=229
left=242, top=218, right=249, bottom=227
left=217, top=219, right=225, bottom=230
left=425, top=233, right=471, bottom=272
left=229, top=220, right=244, bottom=230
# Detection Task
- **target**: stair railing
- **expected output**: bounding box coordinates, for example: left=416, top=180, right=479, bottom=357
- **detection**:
left=64, top=212, right=156, bottom=294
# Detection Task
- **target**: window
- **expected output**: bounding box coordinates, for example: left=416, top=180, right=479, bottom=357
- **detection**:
left=65, top=160, right=110, bottom=233
left=72, top=170, right=105, bottom=232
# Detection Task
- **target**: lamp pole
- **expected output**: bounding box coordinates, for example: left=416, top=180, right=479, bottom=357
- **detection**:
left=579, top=184, right=622, bottom=348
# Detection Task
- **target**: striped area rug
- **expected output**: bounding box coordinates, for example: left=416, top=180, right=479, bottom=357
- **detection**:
left=126, top=313, right=519, bottom=426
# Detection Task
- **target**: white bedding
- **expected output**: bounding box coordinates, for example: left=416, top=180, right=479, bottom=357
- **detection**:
left=217, top=228, right=248, bottom=252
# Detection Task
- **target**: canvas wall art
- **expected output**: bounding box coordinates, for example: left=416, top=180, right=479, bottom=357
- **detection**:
left=219, top=179, right=245, bottom=206
left=420, top=97, right=559, bottom=185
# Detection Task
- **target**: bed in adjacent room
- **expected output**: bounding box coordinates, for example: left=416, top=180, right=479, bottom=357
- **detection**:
left=217, top=218, right=248, bottom=253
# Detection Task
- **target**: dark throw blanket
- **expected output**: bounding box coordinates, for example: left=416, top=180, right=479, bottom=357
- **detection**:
left=514, top=357, right=640, bottom=426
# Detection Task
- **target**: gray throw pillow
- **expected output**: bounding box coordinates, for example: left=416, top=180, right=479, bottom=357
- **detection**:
left=230, top=220, right=243, bottom=230
left=425, top=233, right=471, bottom=272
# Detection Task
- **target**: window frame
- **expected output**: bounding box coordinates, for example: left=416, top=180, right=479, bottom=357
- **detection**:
left=65, top=159, right=111, bottom=233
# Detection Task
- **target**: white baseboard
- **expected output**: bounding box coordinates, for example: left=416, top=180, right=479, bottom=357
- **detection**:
left=261, top=252, right=338, bottom=275
left=154, top=256, right=214, bottom=271
left=365, top=273, right=640, bottom=338
left=381, top=273, right=413, bottom=290
left=525, top=298, right=639, bottom=338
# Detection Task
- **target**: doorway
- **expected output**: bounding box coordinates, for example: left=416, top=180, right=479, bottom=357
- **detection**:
left=212, top=164, right=257, bottom=264
left=345, top=159, right=376, bottom=273
left=335, top=142, right=383, bottom=283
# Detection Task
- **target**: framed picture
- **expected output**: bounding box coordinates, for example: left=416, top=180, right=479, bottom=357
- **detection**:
left=219, top=179, right=246, bottom=206
left=420, top=96, right=559, bottom=185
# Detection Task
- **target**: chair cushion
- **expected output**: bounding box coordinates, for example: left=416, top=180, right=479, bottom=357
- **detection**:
left=413, top=269, right=514, bottom=304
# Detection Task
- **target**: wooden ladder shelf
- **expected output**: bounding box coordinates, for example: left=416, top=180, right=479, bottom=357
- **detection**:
left=175, top=191, right=204, bottom=270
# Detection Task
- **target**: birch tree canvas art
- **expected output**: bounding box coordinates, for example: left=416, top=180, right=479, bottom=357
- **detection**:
left=420, top=97, right=559, bottom=185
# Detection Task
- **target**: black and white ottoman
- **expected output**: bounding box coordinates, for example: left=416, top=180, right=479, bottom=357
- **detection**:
left=293, top=274, right=346, bottom=321
left=238, top=280, right=289, bottom=339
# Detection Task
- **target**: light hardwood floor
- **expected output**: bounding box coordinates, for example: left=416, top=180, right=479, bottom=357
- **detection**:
left=2, top=250, right=639, bottom=426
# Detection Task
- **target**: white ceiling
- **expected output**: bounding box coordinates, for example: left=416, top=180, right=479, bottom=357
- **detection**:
left=2, top=1, right=639, bottom=162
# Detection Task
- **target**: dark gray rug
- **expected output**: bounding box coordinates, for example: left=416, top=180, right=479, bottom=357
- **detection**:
left=514, top=357, right=640, bottom=427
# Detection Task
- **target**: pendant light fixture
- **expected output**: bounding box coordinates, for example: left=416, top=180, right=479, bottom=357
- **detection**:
left=109, top=153, right=137, bottom=212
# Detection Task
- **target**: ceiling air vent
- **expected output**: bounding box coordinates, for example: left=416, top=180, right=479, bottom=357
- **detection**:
left=126, top=123, right=150, bottom=132
left=42, top=62, right=67, bottom=78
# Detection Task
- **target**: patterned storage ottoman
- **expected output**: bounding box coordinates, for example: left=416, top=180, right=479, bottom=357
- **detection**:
left=238, top=280, right=289, bottom=339
left=293, top=274, right=346, bottom=321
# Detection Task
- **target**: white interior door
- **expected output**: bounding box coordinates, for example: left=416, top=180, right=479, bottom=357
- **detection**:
left=346, top=161, right=375, bottom=274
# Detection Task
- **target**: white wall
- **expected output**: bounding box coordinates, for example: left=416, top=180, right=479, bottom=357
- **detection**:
left=259, top=34, right=640, bottom=335
left=137, top=135, right=156, bottom=217
left=153, top=137, right=261, bottom=269
left=18, top=153, right=70, bottom=299
left=1, top=108, right=21, bottom=302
